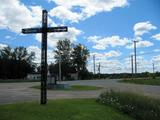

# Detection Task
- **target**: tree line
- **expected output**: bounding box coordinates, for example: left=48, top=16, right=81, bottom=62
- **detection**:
left=0, top=46, right=35, bottom=79
left=0, top=39, right=91, bottom=80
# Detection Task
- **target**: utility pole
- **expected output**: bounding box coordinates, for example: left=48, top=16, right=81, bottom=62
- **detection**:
left=131, top=55, right=134, bottom=78
left=98, top=62, right=101, bottom=78
left=93, top=55, right=96, bottom=75
left=153, top=62, right=155, bottom=73
left=134, top=40, right=138, bottom=74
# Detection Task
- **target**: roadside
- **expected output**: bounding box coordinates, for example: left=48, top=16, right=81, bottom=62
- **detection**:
left=0, top=79, right=160, bottom=104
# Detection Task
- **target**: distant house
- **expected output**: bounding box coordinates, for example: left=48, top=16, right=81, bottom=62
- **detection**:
left=67, top=68, right=78, bottom=80
left=68, top=72, right=78, bottom=80
left=27, top=70, right=78, bottom=81
left=27, top=73, right=41, bottom=80
left=27, top=72, right=56, bottom=82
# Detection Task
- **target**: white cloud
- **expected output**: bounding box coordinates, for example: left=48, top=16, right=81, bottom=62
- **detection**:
left=49, top=6, right=82, bottom=23
left=87, top=58, right=123, bottom=74
left=88, top=53, right=156, bottom=73
left=92, top=44, right=106, bottom=50
left=27, top=46, right=55, bottom=64
left=49, top=0, right=128, bottom=23
left=5, top=35, right=11, bottom=39
left=0, top=43, right=8, bottom=50
left=152, top=55, right=160, bottom=62
left=126, top=40, right=154, bottom=49
left=0, top=0, right=43, bottom=33
left=105, top=50, right=121, bottom=58
left=88, top=35, right=131, bottom=50
left=152, top=33, right=160, bottom=40
left=90, top=50, right=121, bottom=61
left=154, top=49, right=160, bottom=52
left=87, top=36, right=101, bottom=43
left=133, top=21, right=157, bottom=36
left=35, top=27, right=82, bottom=48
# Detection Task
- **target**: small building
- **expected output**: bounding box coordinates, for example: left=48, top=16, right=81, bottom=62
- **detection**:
left=27, top=73, right=41, bottom=80
left=68, top=72, right=78, bottom=80
left=27, top=72, right=56, bottom=83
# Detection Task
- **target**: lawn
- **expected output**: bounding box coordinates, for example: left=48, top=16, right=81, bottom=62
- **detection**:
left=31, top=84, right=102, bottom=91
left=120, top=78, right=160, bottom=86
left=0, top=99, right=133, bottom=120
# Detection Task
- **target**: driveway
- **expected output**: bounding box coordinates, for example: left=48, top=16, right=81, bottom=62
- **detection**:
left=0, top=79, right=160, bottom=104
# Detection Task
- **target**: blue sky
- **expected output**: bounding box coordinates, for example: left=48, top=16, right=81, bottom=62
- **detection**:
left=0, top=0, right=160, bottom=73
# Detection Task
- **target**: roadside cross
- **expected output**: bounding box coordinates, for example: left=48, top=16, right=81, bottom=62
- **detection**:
left=22, top=10, right=68, bottom=105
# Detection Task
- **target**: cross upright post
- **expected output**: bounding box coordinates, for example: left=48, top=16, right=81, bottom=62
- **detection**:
left=22, top=10, right=68, bottom=105
left=41, top=10, right=48, bottom=105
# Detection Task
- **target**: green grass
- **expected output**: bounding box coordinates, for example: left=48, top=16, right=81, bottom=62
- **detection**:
left=31, top=85, right=102, bottom=91
left=120, top=78, right=160, bottom=86
left=0, top=79, right=40, bottom=83
left=97, top=91, right=160, bottom=120
left=0, top=99, right=133, bottom=120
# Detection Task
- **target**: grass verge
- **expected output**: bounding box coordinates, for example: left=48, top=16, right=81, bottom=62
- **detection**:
left=31, top=85, right=102, bottom=91
left=0, top=99, right=133, bottom=120
left=120, top=78, right=160, bottom=86
left=97, top=91, right=160, bottom=120
left=0, top=79, right=40, bottom=83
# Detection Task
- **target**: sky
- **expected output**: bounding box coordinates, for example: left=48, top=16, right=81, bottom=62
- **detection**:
left=0, top=0, right=160, bottom=73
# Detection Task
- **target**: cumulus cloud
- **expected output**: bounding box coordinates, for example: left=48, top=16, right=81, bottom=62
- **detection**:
left=152, top=33, right=160, bottom=40
left=90, top=50, right=121, bottom=61
left=49, top=0, right=128, bottom=23
left=87, top=58, right=123, bottom=73
left=88, top=35, right=131, bottom=50
left=35, top=27, right=82, bottom=48
left=126, top=40, right=154, bottom=49
left=105, top=50, right=121, bottom=58
left=27, top=46, right=55, bottom=64
left=0, top=43, right=8, bottom=50
left=49, top=6, right=82, bottom=23
left=133, top=21, right=157, bottom=36
left=0, top=0, right=43, bottom=33
left=152, top=55, right=160, bottom=62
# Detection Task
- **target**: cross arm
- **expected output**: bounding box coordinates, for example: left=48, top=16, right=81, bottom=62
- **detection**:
left=47, top=26, right=68, bottom=32
left=22, top=26, right=68, bottom=34
left=22, top=28, right=42, bottom=34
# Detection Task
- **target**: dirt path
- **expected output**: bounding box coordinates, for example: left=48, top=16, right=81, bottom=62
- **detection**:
left=0, top=79, right=160, bottom=104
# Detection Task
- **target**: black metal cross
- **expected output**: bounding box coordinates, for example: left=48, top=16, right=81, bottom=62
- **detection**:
left=22, top=10, right=68, bottom=105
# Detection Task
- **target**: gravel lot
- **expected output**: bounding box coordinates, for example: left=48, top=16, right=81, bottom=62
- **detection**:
left=0, top=79, right=160, bottom=104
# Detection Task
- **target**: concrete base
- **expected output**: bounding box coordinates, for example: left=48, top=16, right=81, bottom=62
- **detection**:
left=47, top=83, right=71, bottom=89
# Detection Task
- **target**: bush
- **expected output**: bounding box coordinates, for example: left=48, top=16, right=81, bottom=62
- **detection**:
left=97, top=91, right=160, bottom=120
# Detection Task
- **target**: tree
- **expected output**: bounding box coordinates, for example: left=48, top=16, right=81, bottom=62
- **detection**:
left=0, top=46, right=35, bottom=79
left=54, top=39, right=72, bottom=63
left=0, top=46, right=13, bottom=60
left=71, top=44, right=90, bottom=79
left=53, top=39, right=73, bottom=80
left=49, top=39, right=90, bottom=80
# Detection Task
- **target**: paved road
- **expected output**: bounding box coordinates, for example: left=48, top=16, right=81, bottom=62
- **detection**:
left=0, top=79, right=160, bottom=104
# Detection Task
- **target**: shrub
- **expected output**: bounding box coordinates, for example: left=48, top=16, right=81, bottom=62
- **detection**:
left=97, top=91, right=160, bottom=120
